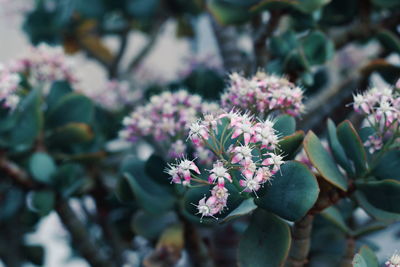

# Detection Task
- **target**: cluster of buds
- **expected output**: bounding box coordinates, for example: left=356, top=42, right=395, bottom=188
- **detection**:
left=166, top=111, right=284, bottom=220
left=221, top=71, right=305, bottom=118
left=79, top=80, right=139, bottom=111
left=0, top=64, right=20, bottom=110
left=10, top=44, right=77, bottom=90
left=352, top=82, right=400, bottom=153
left=119, top=90, right=219, bottom=160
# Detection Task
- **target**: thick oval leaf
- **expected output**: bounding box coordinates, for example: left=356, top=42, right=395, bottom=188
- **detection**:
left=131, top=210, right=176, bottom=240
left=353, top=253, right=367, bottom=267
left=278, top=130, right=304, bottom=160
left=377, top=30, right=400, bottom=54
left=321, top=206, right=351, bottom=234
left=120, top=156, right=175, bottom=214
left=304, top=131, right=348, bottom=191
left=337, top=121, right=367, bottom=175
left=274, top=114, right=296, bottom=137
left=357, top=179, right=400, bottom=214
left=302, top=31, right=334, bottom=65
left=372, top=150, right=400, bottom=181
left=47, top=93, right=94, bottom=128
left=221, top=198, right=257, bottom=223
left=355, top=191, right=400, bottom=222
left=48, top=122, right=94, bottom=145
left=238, top=209, right=291, bottom=267
left=29, top=152, right=57, bottom=184
left=46, top=80, right=73, bottom=111
left=145, top=154, right=170, bottom=185
left=9, top=89, right=43, bottom=149
left=326, top=119, right=353, bottom=176
left=256, top=161, right=319, bottom=221
left=358, top=246, right=379, bottom=267
left=30, top=190, right=55, bottom=216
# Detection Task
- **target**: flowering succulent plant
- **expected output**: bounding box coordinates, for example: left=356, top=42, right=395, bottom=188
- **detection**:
left=352, top=84, right=400, bottom=154
left=221, top=71, right=305, bottom=118
left=0, top=64, right=20, bottom=110
left=120, top=90, right=219, bottom=159
left=166, top=111, right=284, bottom=219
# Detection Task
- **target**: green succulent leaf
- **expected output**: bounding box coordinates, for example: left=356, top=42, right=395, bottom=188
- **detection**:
left=372, top=150, right=400, bottom=181
left=301, top=31, right=334, bottom=65
left=221, top=198, right=257, bottom=223
left=336, top=121, right=367, bottom=176
left=376, top=29, right=400, bottom=54
left=326, top=119, right=354, bottom=175
left=238, top=209, right=291, bottom=267
left=256, top=161, right=319, bottom=221
left=132, top=210, right=176, bottom=240
left=278, top=130, right=304, bottom=160
left=30, top=190, right=55, bottom=216
left=353, top=253, right=367, bottom=267
left=47, top=93, right=94, bottom=128
left=357, top=179, right=400, bottom=214
left=358, top=245, right=379, bottom=267
left=304, top=131, right=348, bottom=191
left=321, top=206, right=351, bottom=234
left=273, top=114, right=296, bottom=137
left=53, top=164, right=85, bottom=198
left=371, top=0, right=400, bottom=8
left=355, top=191, right=400, bottom=222
left=48, top=122, right=94, bottom=145
left=29, top=152, right=57, bottom=184
left=145, top=154, right=170, bottom=185
left=46, top=81, right=73, bottom=111
left=120, top=156, right=175, bottom=214
left=9, top=89, right=43, bottom=150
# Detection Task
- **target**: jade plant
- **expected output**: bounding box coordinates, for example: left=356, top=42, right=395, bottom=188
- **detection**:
left=1, top=0, right=400, bottom=266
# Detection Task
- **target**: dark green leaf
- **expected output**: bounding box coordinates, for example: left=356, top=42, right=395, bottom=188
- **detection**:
left=273, top=114, right=296, bottom=137
left=30, top=190, right=55, bottom=216
left=357, top=179, right=400, bottom=214
left=29, top=152, right=56, bottom=184
left=336, top=121, right=367, bottom=175
left=355, top=191, right=400, bottom=222
left=353, top=253, right=367, bottom=267
left=48, top=122, right=94, bottom=145
left=372, top=150, right=400, bottom=181
left=9, top=90, right=43, bottom=150
left=47, top=93, right=94, bottom=128
left=256, top=161, right=319, bottom=221
left=278, top=130, right=304, bottom=160
left=377, top=30, right=400, bottom=54
left=132, top=210, right=176, bottom=240
left=238, top=209, right=291, bottom=267
left=221, top=198, right=257, bottom=222
left=46, top=81, right=73, bottom=111
left=304, top=131, right=348, bottom=191
left=326, top=119, right=354, bottom=175
left=296, top=0, right=331, bottom=13
left=371, top=0, right=400, bottom=8
left=358, top=245, right=379, bottom=267
left=145, top=154, right=170, bottom=185
left=302, top=31, right=334, bottom=65
left=321, top=206, right=351, bottom=234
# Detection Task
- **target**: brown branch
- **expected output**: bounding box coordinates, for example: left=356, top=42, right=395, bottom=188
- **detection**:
left=340, top=238, right=355, bottom=267
left=109, top=29, right=130, bottom=79
left=253, top=11, right=282, bottom=69
left=55, top=200, right=115, bottom=267
left=286, top=215, right=314, bottom=267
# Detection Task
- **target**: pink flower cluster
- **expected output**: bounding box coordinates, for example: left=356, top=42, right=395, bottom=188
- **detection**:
left=221, top=71, right=305, bottom=118
left=166, top=111, right=284, bottom=220
left=0, top=64, right=20, bottom=110
left=10, top=44, right=77, bottom=88
left=79, top=80, right=139, bottom=111
left=120, top=90, right=219, bottom=159
left=353, top=84, right=399, bottom=153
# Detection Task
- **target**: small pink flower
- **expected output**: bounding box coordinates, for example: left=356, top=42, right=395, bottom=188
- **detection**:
left=231, top=145, right=253, bottom=164
left=195, top=196, right=219, bottom=220
left=208, top=161, right=232, bottom=186
left=262, top=153, right=284, bottom=174
left=385, top=252, right=400, bottom=267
